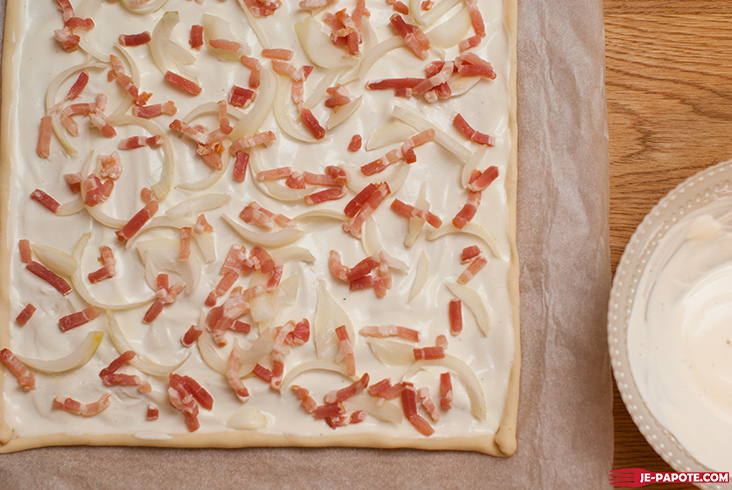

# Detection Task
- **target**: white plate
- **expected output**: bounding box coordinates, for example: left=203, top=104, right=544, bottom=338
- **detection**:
left=609, top=159, right=732, bottom=490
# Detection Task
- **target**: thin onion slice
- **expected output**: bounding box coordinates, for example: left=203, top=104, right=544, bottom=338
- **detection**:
left=343, top=395, right=403, bottom=424
left=105, top=115, right=174, bottom=200
left=405, top=183, right=429, bottom=248
left=56, top=198, right=85, bottom=216
left=72, top=233, right=155, bottom=310
left=404, top=354, right=487, bottom=420
left=274, top=75, right=319, bottom=143
left=197, top=330, right=227, bottom=374
left=249, top=271, right=274, bottom=323
left=120, top=0, right=168, bottom=13
left=31, top=244, right=78, bottom=277
left=421, top=0, right=461, bottom=27
left=448, top=74, right=481, bottom=98
left=326, top=95, right=362, bottom=130
left=281, top=360, right=354, bottom=390
left=107, top=310, right=189, bottom=377
left=270, top=247, right=315, bottom=263
left=150, top=11, right=184, bottom=75
left=166, top=194, right=231, bottom=219
left=367, top=338, right=414, bottom=366
left=236, top=0, right=271, bottom=48
left=294, top=209, right=347, bottom=223
left=177, top=144, right=231, bottom=192
left=248, top=150, right=310, bottom=202
left=192, top=231, right=217, bottom=263
left=350, top=36, right=403, bottom=83
left=362, top=217, right=409, bottom=271
left=231, top=67, right=277, bottom=140
left=222, top=214, right=304, bottom=248
left=272, top=274, right=299, bottom=309
left=227, top=407, right=268, bottom=430
left=313, top=279, right=356, bottom=360
left=410, top=0, right=426, bottom=26
left=445, top=282, right=490, bottom=335
left=136, top=237, right=201, bottom=294
left=392, top=105, right=471, bottom=163
left=424, top=6, right=471, bottom=48
left=16, top=331, right=103, bottom=374
left=294, top=17, right=358, bottom=70
left=366, top=121, right=415, bottom=151
left=427, top=223, right=502, bottom=259
left=409, top=251, right=429, bottom=302
left=304, top=68, right=341, bottom=111
left=125, top=216, right=193, bottom=251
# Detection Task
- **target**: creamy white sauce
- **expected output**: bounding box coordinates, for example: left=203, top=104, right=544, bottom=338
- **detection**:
left=4, top=0, right=514, bottom=443
left=628, top=200, right=732, bottom=471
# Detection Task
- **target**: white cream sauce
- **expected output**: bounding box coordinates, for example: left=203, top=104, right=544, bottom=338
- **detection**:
left=3, top=0, right=514, bottom=443
left=628, top=199, right=732, bottom=471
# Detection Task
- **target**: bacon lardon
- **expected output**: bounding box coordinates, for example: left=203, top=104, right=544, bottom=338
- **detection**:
left=452, top=113, right=496, bottom=146
left=240, top=55, right=262, bottom=89
left=53, top=393, right=111, bottom=417
left=189, top=24, right=204, bottom=49
left=132, top=101, right=177, bottom=118
left=271, top=320, right=297, bottom=389
left=229, top=85, right=256, bottom=109
left=36, top=115, right=53, bottom=158
left=0, top=348, right=36, bottom=391
left=452, top=190, right=481, bottom=229
left=335, top=325, right=356, bottom=376
left=359, top=325, right=420, bottom=342
left=30, top=189, right=61, bottom=213
left=26, top=261, right=72, bottom=295
left=116, top=200, right=159, bottom=241
left=305, top=187, right=347, bottom=205
left=291, top=385, right=318, bottom=413
left=109, top=54, right=150, bottom=106
left=300, top=108, right=326, bottom=140
left=324, top=373, right=369, bottom=404
left=342, top=182, right=391, bottom=238
left=119, top=31, right=152, bottom=47
left=389, top=14, right=430, bottom=60
left=16, top=303, right=36, bottom=326
left=59, top=306, right=100, bottom=332
left=233, top=151, right=250, bottom=183
left=257, top=166, right=292, bottom=181
left=226, top=345, right=251, bottom=402
left=147, top=404, right=159, bottom=421
left=18, top=239, right=32, bottom=264
left=328, top=250, right=349, bottom=282
left=467, top=166, right=499, bottom=193
left=449, top=298, right=463, bottom=336
left=220, top=244, right=248, bottom=275
left=390, top=199, right=442, bottom=228
left=361, top=149, right=402, bottom=176
left=253, top=363, right=273, bottom=383
left=181, top=324, right=204, bottom=347
left=400, top=129, right=435, bottom=163
left=440, top=372, right=454, bottom=410
left=194, top=213, right=214, bottom=234
left=100, top=152, right=123, bottom=180
left=262, top=48, right=294, bottom=60
left=418, top=387, right=440, bottom=422
left=401, top=382, right=434, bottom=436
left=286, top=172, right=307, bottom=189
left=164, top=71, right=202, bottom=96
left=179, top=227, right=192, bottom=261
left=458, top=255, right=487, bottom=284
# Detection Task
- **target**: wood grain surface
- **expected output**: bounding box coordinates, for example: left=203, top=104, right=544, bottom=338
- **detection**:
left=606, top=1, right=732, bottom=488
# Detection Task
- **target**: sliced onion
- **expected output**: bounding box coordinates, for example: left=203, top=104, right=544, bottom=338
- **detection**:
left=343, top=395, right=403, bottom=424
left=236, top=0, right=271, bottom=48
left=107, top=310, right=189, bottom=377
left=427, top=223, right=502, bottom=259
left=313, top=279, right=356, bottom=360
left=448, top=74, right=481, bottom=98
left=274, top=75, right=319, bottom=143
left=270, top=247, right=315, bottom=263
left=461, top=146, right=487, bottom=187
left=45, top=61, right=106, bottom=155
left=31, top=244, right=78, bottom=277
left=203, top=13, right=251, bottom=60
left=168, top=41, right=196, bottom=65
left=222, top=214, right=304, bottom=248
left=326, top=95, right=362, bottom=130
left=227, top=407, right=268, bottom=430
left=125, top=216, right=193, bottom=251
left=294, top=209, right=347, bottom=223
left=120, top=0, right=168, bottom=13
left=421, top=0, right=462, bottom=27
left=72, top=233, right=155, bottom=310
left=16, top=331, right=103, bottom=374
left=405, top=182, right=428, bottom=248
left=56, top=198, right=85, bottom=216
left=150, top=11, right=184, bottom=75
left=366, top=121, right=415, bottom=151
left=295, top=17, right=358, bottom=70
left=197, top=330, right=227, bottom=374
left=392, top=105, right=471, bottom=163
left=177, top=146, right=231, bottom=192
left=409, top=251, right=429, bottom=302
left=184, top=101, right=245, bottom=124
left=445, top=282, right=490, bottom=336
left=425, top=6, right=471, bottom=48
left=237, top=335, right=274, bottom=376
left=367, top=338, right=414, bottom=366
left=410, top=0, right=426, bottom=25
left=353, top=36, right=404, bottom=82
left=248, top=150, right=311, bottom=202
left=281, top=360, right=353, bottom=389
left=199, top=333, right=273, bottom=377
left=362, top=217, right=409, bottom=271
left=304, top=68, right=342, bottom=111
left=249, top=271, right=275, bottom=323
left=105, top=115, right=174, bottom=200
left=345, top=160, right=410, bottom=195
left=136, top=237, right=201, bottom=294
left=272, top=274, right=299, bottom=309
left=231, top=67, right=277, bottom=140
left=166, top=194, right=231, bottom=219
left=192, top=231, right=217, bottom=263
left=76, top=0, right=102, bottom=17
left=404, top=354, right=487, bottom=420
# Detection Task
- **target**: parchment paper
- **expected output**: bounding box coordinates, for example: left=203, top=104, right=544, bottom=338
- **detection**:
left=0, top=0, right=612, bottom=487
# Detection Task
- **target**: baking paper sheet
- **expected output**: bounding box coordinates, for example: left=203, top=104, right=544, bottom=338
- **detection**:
left=0, top=0, right=612, bottom=487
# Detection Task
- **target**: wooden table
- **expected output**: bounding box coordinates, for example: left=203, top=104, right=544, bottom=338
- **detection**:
left=606, top=1, right=732, bottom=487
